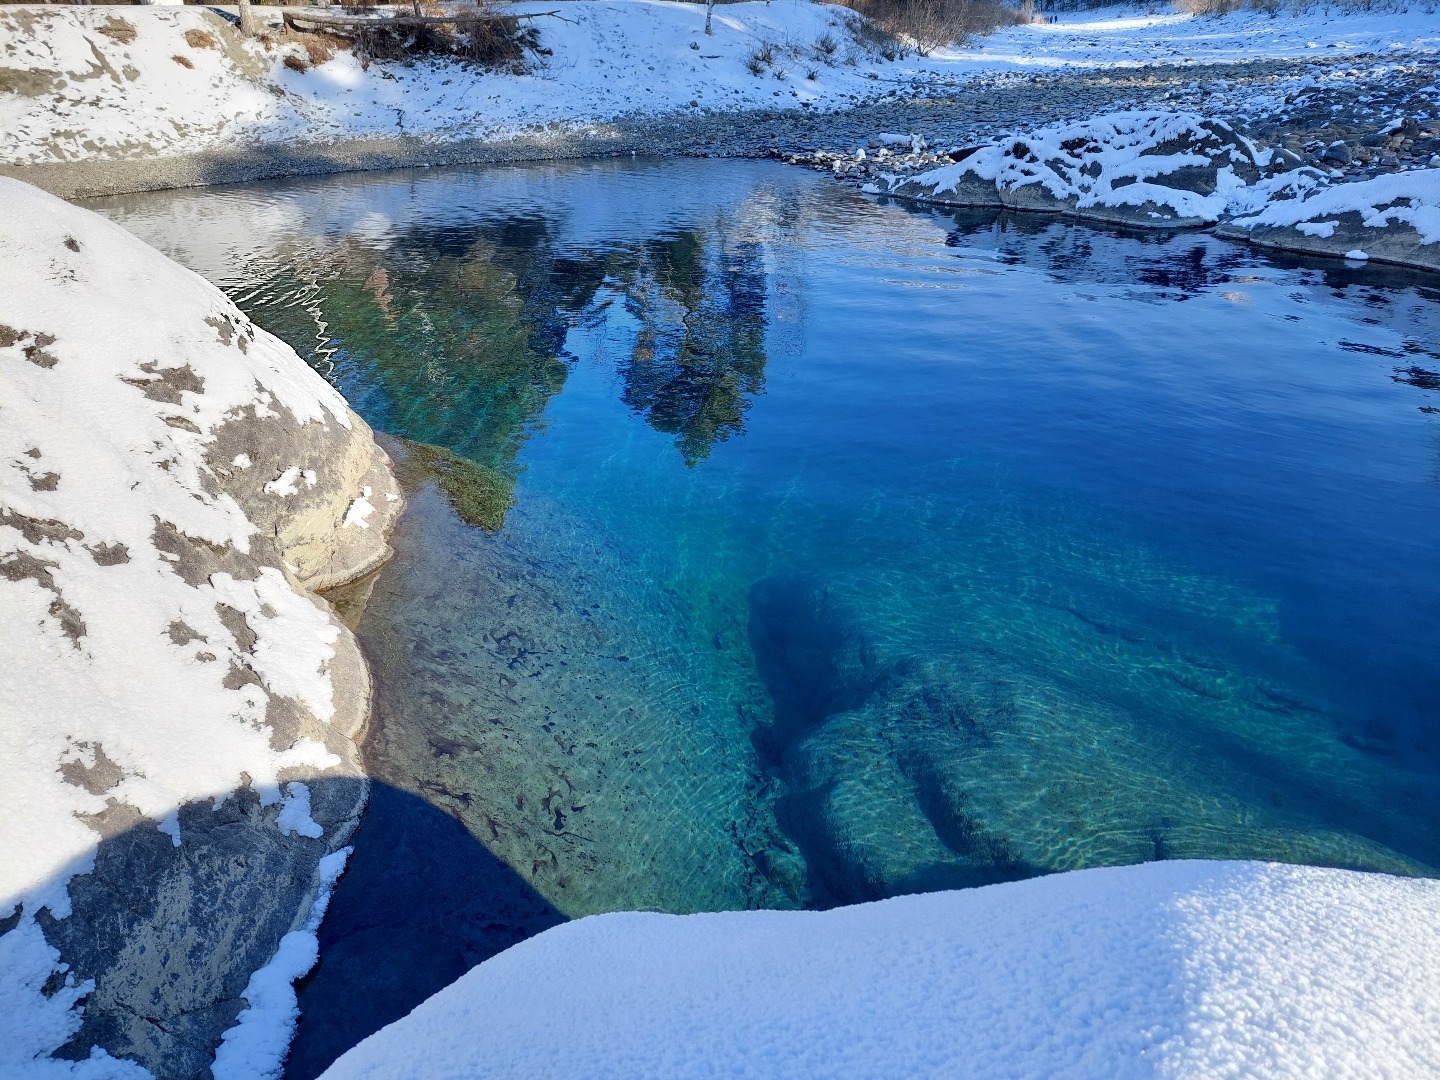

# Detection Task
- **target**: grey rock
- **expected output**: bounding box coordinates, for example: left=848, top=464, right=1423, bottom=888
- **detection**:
left=7, top=188, right=404, bottom=1079
left=1322, top=141, right=1352, bottom=164
left=42, top=782, right=366, bottom=1080
left=1247, top=212, right=1440, bottom=273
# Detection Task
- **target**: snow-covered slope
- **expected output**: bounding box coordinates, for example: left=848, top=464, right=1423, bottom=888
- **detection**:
left=323, top=860, right=1440, bottom=1079
left=0, top=176, right=400, bottom=1077
left=3, top=2, right=1439, bottom=168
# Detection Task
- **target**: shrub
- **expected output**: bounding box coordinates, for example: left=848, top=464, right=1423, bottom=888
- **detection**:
left=835, top=0, right=1022, bottom=53
left=349, top=2, right=543, bottom=73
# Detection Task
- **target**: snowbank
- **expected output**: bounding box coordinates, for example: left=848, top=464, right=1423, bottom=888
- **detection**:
left=0, top=176, right=400, bottom=1076
left=880, top=109, right=1440, bottom=269
left=0, top=2, right=891, bottom=168
left=3, top=2, right=1439, bottom=172
left=323, top=861, right=1440, bottom=1079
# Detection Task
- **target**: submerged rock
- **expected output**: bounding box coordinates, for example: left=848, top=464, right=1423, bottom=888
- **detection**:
left=0, top=177, right=401, bottom=1077
left=746, top=573, right=1433, bottom=908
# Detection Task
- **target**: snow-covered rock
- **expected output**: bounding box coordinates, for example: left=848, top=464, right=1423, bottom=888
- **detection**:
left=322, top=860, right=1440, bottom=1080
left=888, top=112, right=1269, bottom=228
left=0, top=176, right=401, bottom=1077
left=1226, top=168, right=1440, bottom=272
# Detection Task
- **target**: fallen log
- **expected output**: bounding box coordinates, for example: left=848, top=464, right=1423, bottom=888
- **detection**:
left=282, top=8, right=561, bottom=31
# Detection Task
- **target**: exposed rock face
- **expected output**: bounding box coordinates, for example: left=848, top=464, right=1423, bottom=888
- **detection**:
left=0, top=176, right=400, bottom=1078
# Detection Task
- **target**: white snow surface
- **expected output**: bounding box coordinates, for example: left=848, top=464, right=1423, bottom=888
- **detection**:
left=3, top=2, right=1440, bottom=166
left=0, top=177, right=363, bottom=1075
left=323, top=860, right=1440, bottom=1080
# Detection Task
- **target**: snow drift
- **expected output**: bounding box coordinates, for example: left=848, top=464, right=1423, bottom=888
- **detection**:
left=323, top=860, right=1440, bottom=1079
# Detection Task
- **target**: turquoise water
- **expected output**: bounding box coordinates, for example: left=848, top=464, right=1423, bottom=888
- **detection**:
left=91, top=158, right=1440, bottom=1064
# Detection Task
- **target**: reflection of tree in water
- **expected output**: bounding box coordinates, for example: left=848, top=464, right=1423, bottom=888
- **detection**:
left=615, top=229, right=770, bottom=466
left=239, top=216, right=613, bottom=485
left=229, top=211, right=778, bottom=526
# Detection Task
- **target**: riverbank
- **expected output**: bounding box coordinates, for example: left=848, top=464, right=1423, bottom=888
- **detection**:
left=4, top=3, right=1440, bottom=200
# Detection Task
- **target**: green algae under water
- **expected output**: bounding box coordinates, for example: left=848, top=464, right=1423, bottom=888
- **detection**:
left=90, top=157, right=1440, bottom=1065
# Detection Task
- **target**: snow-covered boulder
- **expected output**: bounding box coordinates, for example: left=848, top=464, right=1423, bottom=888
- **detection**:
left=1225, top=169, right=1440, bottom=272
left=0, top=177, right=400, bottom=1077
left=888, top=112, right=1267, bottom=228
left=322, top=861, right=1440, bottom=1080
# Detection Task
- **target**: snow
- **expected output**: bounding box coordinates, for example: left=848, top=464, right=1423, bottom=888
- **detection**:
left=3, top=2, right=1439, bottom=167
left=212, top=847, right=351, bottom=1080
left=946, top=3, right=1440, bottom=70
left=342, top=488, right=376, bottom=531
left=0, top=177, right=366, bottom=1075
left=884, top=109, right=1332, bottom=224
left=323, top=861, right=1440, bottom=1080
left=275, top=782, right=325, bottom=840
left=263, top=465, right=318, bottom=497
left=897, top=111, right=1265, bottom=220
left=1233, top=166, right=1440, bottom=242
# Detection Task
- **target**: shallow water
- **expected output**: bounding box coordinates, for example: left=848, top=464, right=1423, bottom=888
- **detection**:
left=92, top=158, right=1440, bottom=1065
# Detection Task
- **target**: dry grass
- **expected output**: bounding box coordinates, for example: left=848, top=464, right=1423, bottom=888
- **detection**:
left=183, top=28, right=218, bottom=50
left=347, top=0, right=544, bottom=72
left=95, top=15, right=136, bottom=45
left=171, top=54, right=194, bottom=69
left=835, top=0, right=1024, bottom=54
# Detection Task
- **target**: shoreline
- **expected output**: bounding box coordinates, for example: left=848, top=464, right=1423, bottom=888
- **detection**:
left=8, top=47, right=1438, bottom=201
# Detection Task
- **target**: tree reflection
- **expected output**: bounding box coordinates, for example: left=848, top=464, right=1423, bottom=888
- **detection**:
left=231, top=210, right=777, bottom=527
left=615, top=229, right=770, bottom=466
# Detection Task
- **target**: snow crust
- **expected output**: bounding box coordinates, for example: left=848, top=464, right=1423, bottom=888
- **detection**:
left=3, top=3, right=1439, bottom=167
left=323, top=861, right=1440, bottom=1080
left=0, top=177, right=369, bottom=1076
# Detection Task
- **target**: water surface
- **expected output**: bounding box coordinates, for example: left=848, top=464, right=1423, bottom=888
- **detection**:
left=91, top=158, right=1440, bottom=1068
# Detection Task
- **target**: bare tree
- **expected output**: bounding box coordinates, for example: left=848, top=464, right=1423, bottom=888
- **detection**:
left=238, top=0, right=258, bottom=38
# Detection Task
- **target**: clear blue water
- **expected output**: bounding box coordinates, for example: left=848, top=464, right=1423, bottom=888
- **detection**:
left=91, top=158, right=1440, bottom=1067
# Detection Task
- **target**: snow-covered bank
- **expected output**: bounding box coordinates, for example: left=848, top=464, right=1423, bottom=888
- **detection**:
left=3, top=1, right=1439, bottom=179
left=853, top=109, right=1440, bottom=270
left=322, top=860, right=1440, bottom=1079
left=0, top=176, right=401, bottom=1077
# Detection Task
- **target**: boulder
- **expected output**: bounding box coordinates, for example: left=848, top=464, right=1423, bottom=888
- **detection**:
left=888, top=112, right=1262, bottom=229
left=1229, top=169, right=1440, bottom=273
left=0, top=176, right=401, bottom=1078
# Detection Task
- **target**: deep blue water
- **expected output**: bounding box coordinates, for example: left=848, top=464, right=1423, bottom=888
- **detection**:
left=91, top=158, right=1440, bottom=1069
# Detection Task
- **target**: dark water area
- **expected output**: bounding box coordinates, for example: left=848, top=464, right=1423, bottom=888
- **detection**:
left=89, top=158, right=1440, bottom=1070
